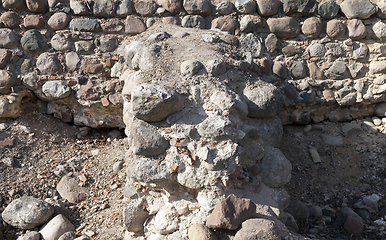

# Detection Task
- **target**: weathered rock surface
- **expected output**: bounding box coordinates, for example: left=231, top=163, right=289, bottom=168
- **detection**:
left=206, top=194, right=256, bottom=230
left=234, top=218, right=282, bottom=240
left=56, top=176, right=88, bottom=203
left=39, top=214, right=75, bottom=240
left=2, top=196, right=54, bottom=229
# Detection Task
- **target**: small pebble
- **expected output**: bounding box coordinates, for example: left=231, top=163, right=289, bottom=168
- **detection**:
left=113, top=161, right=124, bottom=173
left=303, top=125, right=312, bottom=132
left=2, top=157, right=15, bottom=167
left=373, top=117, right=382, bottom=126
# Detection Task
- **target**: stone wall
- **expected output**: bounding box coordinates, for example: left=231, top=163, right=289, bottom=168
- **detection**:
left=1, top=0, right=386, bottom=238
left=1, top=0, right=386, bottom=127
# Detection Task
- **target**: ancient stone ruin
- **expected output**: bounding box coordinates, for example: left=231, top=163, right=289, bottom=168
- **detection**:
left=2, top=0, right=386, bottom=238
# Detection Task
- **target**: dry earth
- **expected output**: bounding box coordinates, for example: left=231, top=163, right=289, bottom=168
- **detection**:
left=2, top=102, right=386, bottom=239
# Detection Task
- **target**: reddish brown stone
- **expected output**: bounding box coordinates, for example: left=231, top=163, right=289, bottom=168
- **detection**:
left=0, top=49, right=11, bottom=69
left=211, top=16, right=239, bottom=34
left=101, top=97, right=110, bottom=106
left=0, top=137, right=16, bottom=148
left=56, top=176, right=88, bottom=203
left=82, top=60, right=103, bottom=74
left=125, top=16, right=146, bottom=35
left=302, top=17, right=322, bottom=38
left=347, top=19, right=366, bottom=40
left=24, top=15, right=45, bottom=29
left=75, top=80, right=99, bottom=100
left=206, top=194, right=256, bottom=230
left=1, top=12, right=20, bottom=29
left=157, top=0, right=182, bottom=15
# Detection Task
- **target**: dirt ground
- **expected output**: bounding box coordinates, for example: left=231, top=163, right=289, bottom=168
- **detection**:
left=280, top=120, right=386, bottom=239
left=2, top=102, right=386, bottom=239
left=0, top=103, right=127, bottom=240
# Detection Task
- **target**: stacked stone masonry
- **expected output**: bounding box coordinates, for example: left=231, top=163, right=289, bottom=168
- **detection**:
left=1, top=0, right=386, bottom=126
left=1, top=0, right=386, bottom=238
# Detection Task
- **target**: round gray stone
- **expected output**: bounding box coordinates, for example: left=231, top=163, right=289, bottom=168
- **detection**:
left=318, top=0, right=339, bottom=19
left=1, top=196, right=54, bottom=229
left=340, top=0, right=376, bottom=19
left=21, top=29, right=46, bottom=52
left=308, top=43, right=326, bottom=57
left=36, top=53, right=62, bottom=75
left=0, top=28, right=19, bottom=48
left=235, top=0, right=256, bottom=14
left=42, top=80, right=71, bottom=100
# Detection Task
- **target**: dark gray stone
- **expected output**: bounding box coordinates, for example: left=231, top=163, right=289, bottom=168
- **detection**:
left=273, top=61, right=287, bottom=79
left=93, top=0, right=115, bottom=17
left=240, top=33, right=262, bottom=57
left=123, top=199, right=149, bottom=233
left=216, top=1, right=233, bottom=15
left=70, top=0, right=90, bottom=15
left=259, top=146, right=292, bottom=188
left=207, top=59, right=226, bottom=76
left=265, top=33, right=278, bottom=53
left=335, top=86, right=357, bottom=106
left=94, top=36, right=117, bottom=52
left=2, top=196, right=54, bottom=229
left=325, top=43, right=343, bottom=57
left=130, top=119, right=169, bottom=156
left=285, top=199, right=309, bottom=228
left=75, top=41, right=94, bottom=54
left=283, top=0, right=317, bottom=16
left=290, top=61, right=307, bottom=79
left=117, top=0, right=133, bottom=17
left=21, top=30, right=46, bottom=52
left=69, top=19, right=100, bottom=32
left=317, top=0, right=339, bottom=19
left=308, top=43, right=326, bottom=57
left=181, top=15, right=205, bottom=28
left=183, top=0, right=211, bottom=15
left=324, top=61, right=350, bottom=80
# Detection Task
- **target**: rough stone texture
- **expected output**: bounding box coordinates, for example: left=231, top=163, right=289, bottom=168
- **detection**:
left=340, top=0, right=376, bottom=19
left=82, top=59, right=103, bottom=73
left=326, top=20, right=346, bottom=38
left=24, top=15, right=45, bottom=29
left=75, top=80, right=99, bottom=100
left=56, top=176, right=88, bottom=203
left=26, top=0, right=48, bottom=13
left=347, top=19, right=366, bottom=40
left=183, top=0, right=211, bottom=15
left=244, top=81, right=284, bottom=118
left=318, top=0, right=339, bottom=19
left=234, top=218, right=282, bottom=240
left=272, top=61, right=287, bottom=79
left=39, top=214, right=75, bottom=240
left=42, top=81, right=71, bottom=100
left=211, top=16, right=238, bottom=34
left=206, top=194, right=256, bottom=230
left=69, top=19, right=100, bottom=32
left=47, top=12, right=71, bottom=30
left=259, top=146, right=292, bottom=188
left=344, top=214, right=364, bottom=236
left=188, top=224, right=218, bottom=240
left=0, top=28, right=19, bottom=48
left=17, top=231, right=41, bottom=240
left=130, top=84, right=184, bottom=122
left=0, top=70, right=19, bottom=94
left=36, top=53, right=62, bottom=75
left=302, top=17, right=322, bottom=38
left=1, top=12, right=20, bottom=29
left=182, top=15, right=205, bottom=28
left=325, top=61, right=350, bottom=80
left=66, top=52, right=80, bottom=71
left=130, top=119, right=169, bottom=156
left=285, top=199, right=310, bottom=227
left=158, top=0, right=182, bottom=15
left=94, top=0, right=116, bottom=17
left=117, top=0, right=133, bottom=17
left=283, top=0, right=317, bottom=16
left=0, top=49, right=11, bottom=68
left=265, top=33, right=278, bottom=53
left=21, top=29, right=46, bottom=52
left=239, top=33, right=262, bottom=57
left=1, top=196, right=54, bottom=229
left=123, top=199, right=149, bottom=233
left=290, top=61, right=307, bottom=79
left=3, top=0, right=26, bottom=9
left=51, top=33, right=71, bottom=51
left=235, top=0, right=256, bottom=14
left=266, top=17, right=300, bottom=39
left=378, top=1, right=386, bottom=19
left=256, top=0, right=280, bottom=16
left=239, top=14, right=262, bottom=33
left=216, top=1, right=233, bottom=15
left=134, top=0, right=157, bottom=16
left=373, top=21, right=386, bottom=40
left=125, top=16, right=146, bottom=35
